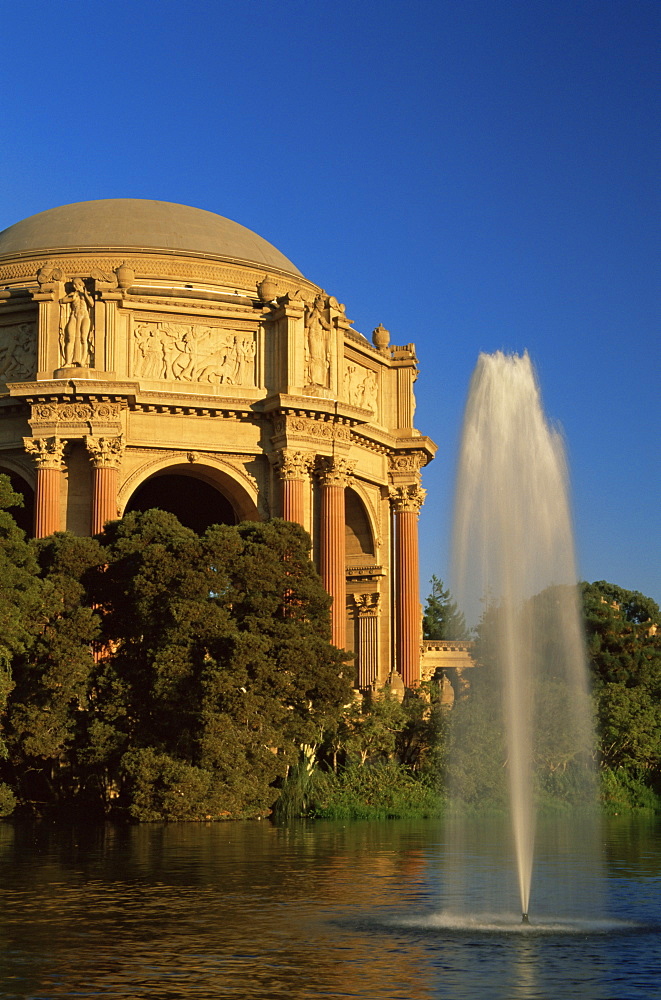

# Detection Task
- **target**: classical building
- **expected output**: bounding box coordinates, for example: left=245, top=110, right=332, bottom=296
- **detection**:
left=0, top=199, right=436, bottom=688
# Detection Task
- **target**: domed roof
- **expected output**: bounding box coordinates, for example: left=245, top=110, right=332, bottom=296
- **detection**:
left=0, top=199, right=303, bottom=276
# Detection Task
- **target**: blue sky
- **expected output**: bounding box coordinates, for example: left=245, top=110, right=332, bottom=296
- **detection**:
left=1, top=0, right=658, bottom=604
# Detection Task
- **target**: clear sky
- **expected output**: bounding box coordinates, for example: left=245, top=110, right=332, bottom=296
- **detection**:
left=1, top=0, right=658, bottom=605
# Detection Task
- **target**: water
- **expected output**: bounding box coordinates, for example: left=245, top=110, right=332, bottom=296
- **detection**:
left=450, top=352, right=597, bottom=919
left=0, top=816, right=659, bottom=999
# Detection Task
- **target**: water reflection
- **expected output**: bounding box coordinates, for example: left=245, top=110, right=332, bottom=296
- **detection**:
left=0, top=816, right=658, bottom=999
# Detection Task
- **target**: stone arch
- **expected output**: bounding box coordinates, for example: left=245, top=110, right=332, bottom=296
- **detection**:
left=345, top=485, right=376, bottom=563
left=119, top=454, right=260, bottom=533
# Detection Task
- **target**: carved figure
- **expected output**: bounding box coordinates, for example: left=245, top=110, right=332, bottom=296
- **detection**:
left=132, top=322, right=256, bottom=386
left=305, top=295, right=331, bottom=387
left=60, top=278, right=94, bottom=367
left=134, top=326, right=165, bottom=379
left=0, top=323, right=36, bottom=381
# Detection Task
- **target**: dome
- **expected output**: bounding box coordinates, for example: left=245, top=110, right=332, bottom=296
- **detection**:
left=0, top=199, right=303, bottom=276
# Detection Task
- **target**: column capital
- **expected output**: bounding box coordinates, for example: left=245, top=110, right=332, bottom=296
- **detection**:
left=85, top=435, right=124, bottom=470
left=23, top=436, right=67, bottom=470
left=389, top=483, right=427, bottom=515
left=352, top=593, right=380, bottom=617
left=272, top=448, right=313, bottom=481
left=316, top=455, right=355, bottom=488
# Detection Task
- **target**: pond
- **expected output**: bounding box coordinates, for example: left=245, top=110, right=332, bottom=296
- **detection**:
left=0, top=813, right=658, bottom=999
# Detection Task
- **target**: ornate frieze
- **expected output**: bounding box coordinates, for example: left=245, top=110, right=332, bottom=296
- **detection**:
left=23, top=436, right=67, bottom=470
left=271, top=413, right=351, bottom=444
left=85, top=435, right=124, bottom=470
left=388, top=483, right=427, bottom=514
left=0, top=322, right=37, bottom=381
left=132, top=320, right=256, bottom=386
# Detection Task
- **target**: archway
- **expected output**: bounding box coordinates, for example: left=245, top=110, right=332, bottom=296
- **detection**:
left=125, top=473, right=238, bottom=534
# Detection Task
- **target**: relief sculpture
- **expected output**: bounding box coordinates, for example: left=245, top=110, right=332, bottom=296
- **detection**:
left=0, top=323, right=36, bottom=381
left=133, top=322, right=256, bottom=386
left=345, top=363, right=378, bottom=413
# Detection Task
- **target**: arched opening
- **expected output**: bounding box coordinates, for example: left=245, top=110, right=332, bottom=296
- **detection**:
left=125, top=473, right=238, bottom=534
left=345, top=487, right=375, bottom=562
left=0, top=470, right=34, bottom=537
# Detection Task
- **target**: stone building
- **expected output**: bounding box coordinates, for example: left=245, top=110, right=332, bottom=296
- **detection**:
left=0, top=199, right=436, bottom=688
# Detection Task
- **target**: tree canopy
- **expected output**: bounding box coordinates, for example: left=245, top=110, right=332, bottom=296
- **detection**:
left=0, top=508, right=352, bottom=820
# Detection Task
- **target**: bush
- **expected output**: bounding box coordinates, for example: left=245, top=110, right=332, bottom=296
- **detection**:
left=303, top=761, right=442, bottom=820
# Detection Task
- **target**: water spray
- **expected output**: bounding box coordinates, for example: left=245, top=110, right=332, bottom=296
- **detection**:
left=522, top=913, right=529, bottom=925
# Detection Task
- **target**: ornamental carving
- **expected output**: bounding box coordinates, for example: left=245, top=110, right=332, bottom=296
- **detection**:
left=30, top=401, right=123, bottom=424
left=59, top=278, right=95, bottom=367
left=388, top=453, right=426, bottom=476
left=345, top=363, right=378, bottom=413
left=352, top=593, right=380, bottom=617
left=273, top=450, right=313, bottom=481
left=23, top=436, right=67, bottom=470
left=85, top=435, right=124, bottom=470
left=389, top=483, right=427, bottom=514
left=271, top=413, right=351, bottom=443
left=132, top=321, right=256, bottom=386
left=0, top=323, right=36, bottom=381
left=316, top=456, right=355, bottom=488
left=304, top=295, right=331, bottom=388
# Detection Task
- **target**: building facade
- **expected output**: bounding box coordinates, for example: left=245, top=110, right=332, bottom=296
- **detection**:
left=0, top=199, right=436, bottom=688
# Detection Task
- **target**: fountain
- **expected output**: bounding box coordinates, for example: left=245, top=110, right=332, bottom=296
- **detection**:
left=447, top=351, right=598, bottom=925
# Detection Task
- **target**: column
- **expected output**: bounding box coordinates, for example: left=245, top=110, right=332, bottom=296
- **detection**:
left=317, top=457, right=354, bottom=649
left=353, top=593, right=380, bottom=688
left=390, top=483, right=426, bottom=688
left=274, top=450, right=310, bottom=526
left=85, top=435, right=124, bottom=535
left=23, top=436, right=67, bottom=538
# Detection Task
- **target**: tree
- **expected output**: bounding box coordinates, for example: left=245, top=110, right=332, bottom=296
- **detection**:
left=422, top=576, right=468, bottom=640
left=87, top=511, right=352, bottom=820
left=4, top=533, right=103, bottom=811
left=582, top=581, right=661, bottom=788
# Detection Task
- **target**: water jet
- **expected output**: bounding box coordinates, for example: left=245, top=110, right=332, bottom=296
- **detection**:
left=447, top=351, right=598, bottom=921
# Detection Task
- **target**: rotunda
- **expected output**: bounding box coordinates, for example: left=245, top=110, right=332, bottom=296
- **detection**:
left=0, top=199, right=435, bottom=687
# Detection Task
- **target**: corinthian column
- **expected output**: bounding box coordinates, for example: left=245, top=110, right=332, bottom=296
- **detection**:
left=390, top=483, right=426, bottom=687
left=317, top=456, right=354, bottom=649
left=274, top=450, right=311, bottom=526
left=23, top=436, right=67, bottom=538
left=85, top=436, right=124, bottom=534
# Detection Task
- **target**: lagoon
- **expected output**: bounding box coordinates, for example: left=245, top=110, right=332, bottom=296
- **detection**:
left=0, top=814, right=659, bottom=999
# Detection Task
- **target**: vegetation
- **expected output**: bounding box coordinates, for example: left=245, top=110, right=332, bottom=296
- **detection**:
left=0, top=471, right=659, bottom=822
left=422, top=575, right=469, bottom=640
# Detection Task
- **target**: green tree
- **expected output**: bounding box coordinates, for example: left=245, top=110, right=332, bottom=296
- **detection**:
left=582, top=581, right=661, bottom=793
left=4, top=533, right=103, bottom=811
left=422, top=576, right=468, bottom=640
left=0, top=474, right=45, bottom=815
left=87, top=511, right=351, bottom=820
